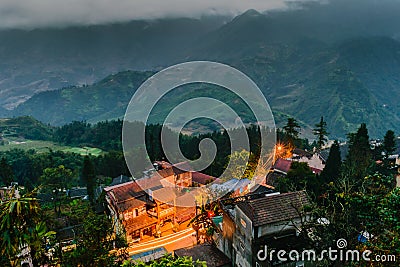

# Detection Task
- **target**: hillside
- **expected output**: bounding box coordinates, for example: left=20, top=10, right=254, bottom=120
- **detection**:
left=0, top=16, right=229, bottom=109
left=12, top=71, right=154, bottom=125
left=0, top=116, right=54, bottom=141
left=2, top=1, right=400, bottom=137
left=9, top=38, right=400, bottom=138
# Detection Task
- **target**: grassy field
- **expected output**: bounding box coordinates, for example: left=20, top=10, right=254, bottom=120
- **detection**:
left=0, top=140, right=68, bottom=153
left=62, top=146, right=103, bottom=156
left=0, top=139, right=103, bottom=156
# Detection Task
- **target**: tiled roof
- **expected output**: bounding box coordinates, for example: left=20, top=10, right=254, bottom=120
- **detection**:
left=104, top=181, right=145, bottom=203
left=157, top=168, right=174, bottom=178
left=175, top=207, right=196, bottom=223
left=236, top=191, right=310, bottom=226
left=273, top=158, right=292, bottom=174
left=191, top=171, right=215, bottom=185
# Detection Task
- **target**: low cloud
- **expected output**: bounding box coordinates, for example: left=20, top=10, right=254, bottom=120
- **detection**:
left=0, top=0, right=296, bottom=29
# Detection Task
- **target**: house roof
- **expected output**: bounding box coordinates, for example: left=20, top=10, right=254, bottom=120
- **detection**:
left=104, top=181, right=145, bottom=204
left=156, top=161, right=193, bottom=178
left=191, top=171, right=215, bottom=185
left=318, top=149, right=330, bottom=162
left=273, top=158, right=292, bottom=174
left=236, top=191, right=310, bottom=227
left=293, top=148, right=312, bottom=158
left=273, top=158, right=322, bottom=175
left=250, top=184, right=275, bottom=195
left=157, top=167, right=175, bottom=178
left=136, top=175, right=163, bottom=191
left=152, top=187, right=176, bottom=203
left=172, top=161, right=193, bottom=173
left=174, top=244, right=231, bottom=267
left=67, top=187, right=87, bottom=198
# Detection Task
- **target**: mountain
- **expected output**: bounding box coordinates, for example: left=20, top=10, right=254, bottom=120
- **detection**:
left=3, top=0, right=400, bottom=138
left=0, top=116, right=54, bottom=140
left=0, top=16, right=229, bottom=109
left=12, top=71, right=154, bottom=125
left=10, top=37, right=400, bottom=138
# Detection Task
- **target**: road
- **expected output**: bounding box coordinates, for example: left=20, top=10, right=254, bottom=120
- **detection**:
left=127, top=228, right=196, bottom=255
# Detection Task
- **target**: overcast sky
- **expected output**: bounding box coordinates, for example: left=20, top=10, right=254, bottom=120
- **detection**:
left=0, top=0, right=321, bottom=29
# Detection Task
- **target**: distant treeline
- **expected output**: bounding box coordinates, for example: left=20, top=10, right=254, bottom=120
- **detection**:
left=0, top=118, right=268, bottom=188
left=54, top=120, right=265, bottom=178
left=54, top=120, right=123, bottom=150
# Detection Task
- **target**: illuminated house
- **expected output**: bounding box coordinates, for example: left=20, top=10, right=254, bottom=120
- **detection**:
left=217, top=191, right=310, bottom=267
left=104, top=162, right=197, bottom=242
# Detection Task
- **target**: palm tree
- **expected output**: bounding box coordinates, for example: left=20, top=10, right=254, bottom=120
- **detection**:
left=0, top=188, right=54, bottom=266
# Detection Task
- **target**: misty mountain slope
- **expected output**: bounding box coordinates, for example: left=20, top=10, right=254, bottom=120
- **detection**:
left=12, top=71, right=154, bottom=125
left=226, top=36, right=400, bottom=137
left=336, top=37, right=400, bottom=110
left=0, top=16, right=228, bottom=109
left=3, top=1, right=400, bottom=137
left=11, top=37, right=400, bottom=138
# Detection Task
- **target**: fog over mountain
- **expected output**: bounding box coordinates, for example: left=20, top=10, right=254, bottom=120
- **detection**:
left=1, top=0, right=400, bottom=137
left=0, top=0, right=311, bottom=29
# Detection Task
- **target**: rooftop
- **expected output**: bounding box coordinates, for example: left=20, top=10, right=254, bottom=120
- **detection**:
left=191, top=171, right=215, bottom=185
left=174, top=243, right=231, bottom=267
left=104, top=181, right=146, bottom=206
left=273, top=158, right=292, bottom=174
left=236, top=191, right=310, bottom=226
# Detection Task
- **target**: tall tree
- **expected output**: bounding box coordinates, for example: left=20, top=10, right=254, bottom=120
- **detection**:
left=344, top=123, right=372, bottom=184
left=312, top=116, right=328, bottom=150
left=283, top=117, right=301, bottom=147
left=383, top=130, right=396, bottom=156
left=39, top=165, right=73, bottom=190
left=81, top=156, right=96, bottom=205
left=0, top=158, right=14, bottom=186
left=320, top=140, right=341, bottom=183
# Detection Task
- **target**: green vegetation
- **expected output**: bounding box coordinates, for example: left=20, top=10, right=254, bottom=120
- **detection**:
left=313, top=116, right=328, bottom=150
left=81, top=156, right=96, bottom=205
left=0, top=189, right=55, bottom=267
left=7, top=44, right=400, bottom=138
left=62, top=147, right=103, bottom=157
left=123, top=255, right=206, bottom=267
left=383, top=130, right=396, bottom=156
left=320, top=140, right=341, bottom=184
left=0, top=116, right=54, bottom=141
left=13, top=71, right=154, bottom=126
left=0, top=140, right=69, bottom=153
